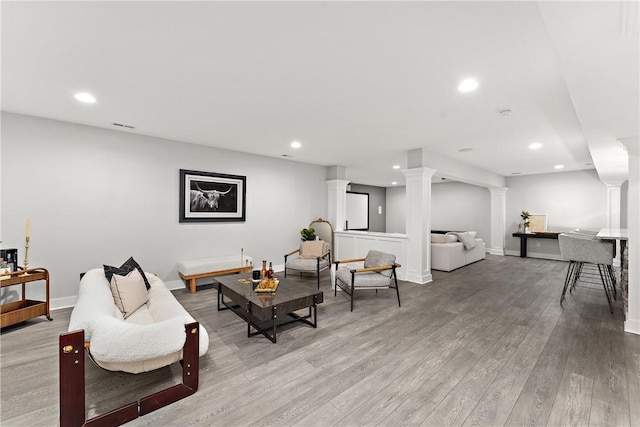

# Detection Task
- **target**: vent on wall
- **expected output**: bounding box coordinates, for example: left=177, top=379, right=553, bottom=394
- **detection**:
left=112, top=122, right=135, bottom=129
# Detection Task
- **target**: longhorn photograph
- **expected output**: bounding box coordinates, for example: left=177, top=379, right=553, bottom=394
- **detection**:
left=179, top=169, right=246, bottom=222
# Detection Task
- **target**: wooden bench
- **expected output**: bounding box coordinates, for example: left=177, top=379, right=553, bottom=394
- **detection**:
left=178, top=256, right=253, bottom=293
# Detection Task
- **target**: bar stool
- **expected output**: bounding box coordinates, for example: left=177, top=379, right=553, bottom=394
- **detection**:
left=558, top=233, right=616, bottom=314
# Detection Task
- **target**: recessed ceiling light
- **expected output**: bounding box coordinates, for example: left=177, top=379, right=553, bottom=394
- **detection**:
left=392, top=165, right=400, bottom=169
left=554, top=164, right=565, bottom=170
left=458, top=148, right=473, bottom=152
left=458, top=78, right=479, bottom=93
left=74, top=92, right=96, bottom=103
left=391, top=181, right=398, bottom=185
left=290, top=141, right=301, bottom=149
left=529, top=142, right=542, bottom=150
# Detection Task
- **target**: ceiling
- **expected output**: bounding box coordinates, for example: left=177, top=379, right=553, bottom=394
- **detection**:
left=2, top=1, right=638, bottom=187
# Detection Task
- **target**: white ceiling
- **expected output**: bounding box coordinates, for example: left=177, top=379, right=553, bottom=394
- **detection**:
left=2, top=1, right=638, bottom=187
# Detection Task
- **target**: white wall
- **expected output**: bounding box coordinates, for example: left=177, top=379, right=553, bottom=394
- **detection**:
left=431, top=181, right=491, bottom=241
left=385, top=181, right=491, bottom=243
left=504, top=169, right=607, bottom=258
left=386, top=185, right=406, bottom=233
left=1, top=113, right=328, bottom=307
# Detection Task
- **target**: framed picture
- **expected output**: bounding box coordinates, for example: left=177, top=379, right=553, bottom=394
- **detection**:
left=179, top=169, right=246, bottom=222
left=528, top=214, right=548, bottom=232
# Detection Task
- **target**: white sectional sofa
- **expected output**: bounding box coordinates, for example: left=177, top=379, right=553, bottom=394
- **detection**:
left=431, top=231, right=486, bottom=272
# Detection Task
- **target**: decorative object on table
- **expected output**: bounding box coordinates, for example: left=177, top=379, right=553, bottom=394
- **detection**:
left=520, top=210, right=530, bottom=233
left=261, top=260, right=267, bottom=278
left=252, top=270, right=261, bottom=280
left=0, top=259, right=11, bottom=279
left=254, top=277, right=279, bottom=293
left=267, top=262, right=274, bottom=278
left=300, top=227, right=316, bottom=241
left=528, top=214, right=548, bottom=232
left=0, top=249, right=18, bottom=272
left=179, top=169, right=246, bottom=223
left=23, top=217, right=31, bottom=273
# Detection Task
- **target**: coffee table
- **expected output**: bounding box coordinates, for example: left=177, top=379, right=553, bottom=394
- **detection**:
left=216, top=273, right=323, bottom=343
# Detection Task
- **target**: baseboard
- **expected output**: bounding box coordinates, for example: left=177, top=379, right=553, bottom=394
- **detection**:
left=504, top=250, right=564, bottom=261
left=51, top=295, right=78, bottom=311
left=625, top=319, right=640, bottom=335
left=405, top=273, right=433, bottom=284
left=488, top=248, right=504, bottom=256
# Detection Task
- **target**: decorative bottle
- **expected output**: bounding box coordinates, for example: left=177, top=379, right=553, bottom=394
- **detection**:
left=261, top=260, right=267, bottom=278
left=267, top=262, right=274, bottom=279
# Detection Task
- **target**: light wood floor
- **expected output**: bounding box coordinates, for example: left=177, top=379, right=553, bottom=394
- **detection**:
left=1, top=255, right=639, bottom=426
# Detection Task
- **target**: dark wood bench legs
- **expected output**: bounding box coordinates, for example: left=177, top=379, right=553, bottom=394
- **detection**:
left=60, top=322, right=200, bottom=427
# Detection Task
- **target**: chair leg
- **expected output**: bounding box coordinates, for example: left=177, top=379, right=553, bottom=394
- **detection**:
left=597, top=264, right=614, bottom=314
left=561, top=261, right=576, bottom=304
left=607, top=265, right=617, bottom=298
left=394, top=271, right=401, bottom=307
left=350, top=271, right=355, bottom=312
left=316, top=262, right=320, bottom=289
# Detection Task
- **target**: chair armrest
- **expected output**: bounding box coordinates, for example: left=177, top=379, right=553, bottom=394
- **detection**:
left=285, top=249, right=300, bottom=256
left=351, top=264, right=400, bottom=273
left=335, top=257, right=366, bottom=266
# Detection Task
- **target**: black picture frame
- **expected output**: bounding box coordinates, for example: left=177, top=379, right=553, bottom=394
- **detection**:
left=179, top=169, right=246, bottom=222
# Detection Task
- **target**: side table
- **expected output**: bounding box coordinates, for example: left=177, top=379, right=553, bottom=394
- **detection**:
left=1, top=267, right=52, bottom=328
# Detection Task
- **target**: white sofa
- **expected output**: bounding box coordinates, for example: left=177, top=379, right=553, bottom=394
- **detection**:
left=431, top=231, right=486, bottom=272
left=68, top=267, right=209, bottom=373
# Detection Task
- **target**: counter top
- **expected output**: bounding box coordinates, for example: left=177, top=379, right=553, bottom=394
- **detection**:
left=596, top=228, right=628, bottom=240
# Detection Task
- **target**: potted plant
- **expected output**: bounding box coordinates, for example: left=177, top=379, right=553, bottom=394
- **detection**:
left=520, top=210, right=531, bottom=233
left=300, top=227, right=316, bottom=241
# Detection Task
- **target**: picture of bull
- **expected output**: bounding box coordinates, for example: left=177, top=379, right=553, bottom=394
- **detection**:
left=190, top=182, right=233, bottom=212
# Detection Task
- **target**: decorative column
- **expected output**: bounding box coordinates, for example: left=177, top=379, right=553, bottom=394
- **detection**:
left=488, top=187, right=508, bottom=256
left=403, top=167, right=436, bottom=284
left=326, top=179, right=349, bottom=232
left=620, top=138, right=639, bottom=335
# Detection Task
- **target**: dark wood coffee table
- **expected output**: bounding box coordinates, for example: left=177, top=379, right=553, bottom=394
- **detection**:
left=216, top=273, right=323, bottom=343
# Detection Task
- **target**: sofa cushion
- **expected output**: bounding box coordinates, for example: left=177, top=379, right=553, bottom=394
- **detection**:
left=364, top=250, right=396, bottom=277
left=110, top=268, right=149, bottom=319
left=443, top=233, right=459, bottom=243
left=300, top=240, right=325, bottom=258
left=104, top=257, right=151, bottom=290
left=431, top=234, right=446, bottom=243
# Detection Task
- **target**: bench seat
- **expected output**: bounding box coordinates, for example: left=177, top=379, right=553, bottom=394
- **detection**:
left=178, top=255, right=253, bottom=293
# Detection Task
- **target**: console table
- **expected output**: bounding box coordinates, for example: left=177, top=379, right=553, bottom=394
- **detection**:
left=512, top=232, right=560, bottom=257
left=0, top=267, right=52, bottom=328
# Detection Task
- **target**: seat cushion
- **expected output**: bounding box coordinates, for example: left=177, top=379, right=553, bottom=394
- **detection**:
left=364, top=250, right=396, bottom=277
left=335, top=268, right=391, bottom=288
left=286, top=258, right=330, bottom=272
left=178, top=255, right=253, bottom=276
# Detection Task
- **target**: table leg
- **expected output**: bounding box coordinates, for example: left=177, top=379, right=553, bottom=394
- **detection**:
left=520, top=236, right=527, bottom=258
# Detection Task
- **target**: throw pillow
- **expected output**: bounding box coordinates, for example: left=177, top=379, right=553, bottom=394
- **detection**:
left=300, top=240, right=325, bottom=258
left=110, top=268, right=149, bottom=319
left=444, top=233, right=459, bottom=243
left=104, top=257, right=151, bottom=290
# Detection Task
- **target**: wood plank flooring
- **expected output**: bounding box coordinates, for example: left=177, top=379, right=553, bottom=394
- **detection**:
left=1, top=255, right=639, bottom=426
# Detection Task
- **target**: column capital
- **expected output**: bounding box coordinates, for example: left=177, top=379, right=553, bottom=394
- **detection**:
left=326, top=179, right=350, bottom=187
left=402, top=167, right=437, bottom=179
left=488, top=186, right=508, bottom=195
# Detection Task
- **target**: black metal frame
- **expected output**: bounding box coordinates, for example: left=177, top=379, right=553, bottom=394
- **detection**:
left=217, top=285, right=319, bottom=343
left=334, top=262, right=401, bottom=312
left=560, top=260, right=617, bottom=313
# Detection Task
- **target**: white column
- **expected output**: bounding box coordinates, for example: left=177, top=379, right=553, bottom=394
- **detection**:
left=621, top=139, right=639, bottom=335
left=326, top=179, right=349, bottom=232
left=606, top=183, right=623, bottom=266
left=403, top=167, right=436, bottom=284
left=488, top=187, right=508, bottom=256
